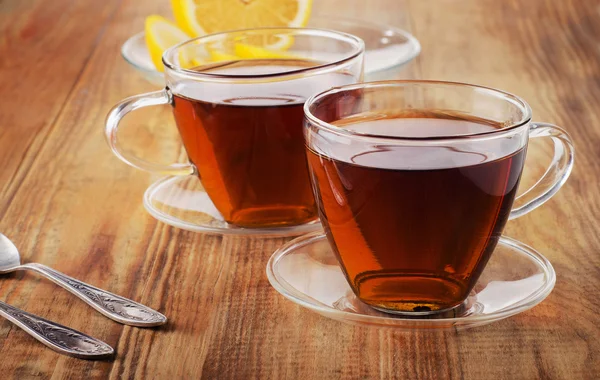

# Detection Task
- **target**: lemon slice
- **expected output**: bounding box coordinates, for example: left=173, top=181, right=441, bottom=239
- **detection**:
left=145, top=15, right=191, bottom=72
left=171, top=0, right=313, bottom=48
left=189, top=44, right=297, bottom=69
left=208, top=51, right=239, bottom=63
left=234, top=43, right=299, bottom=59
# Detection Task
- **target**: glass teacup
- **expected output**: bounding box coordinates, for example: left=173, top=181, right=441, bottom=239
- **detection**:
left=106, top=28, right=364, bottom=228
left=304, top=80, right=574, bottom=314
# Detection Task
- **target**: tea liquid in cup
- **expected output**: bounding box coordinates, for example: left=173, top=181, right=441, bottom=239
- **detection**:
left=106, top=28, right=364, bottom=228
left=304, top=81, right=574, bottom=314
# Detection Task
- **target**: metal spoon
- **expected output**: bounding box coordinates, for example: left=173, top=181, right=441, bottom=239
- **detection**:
left=0, top=234, right=166, bottom=327
left=0, top=300, right=114, bottom=359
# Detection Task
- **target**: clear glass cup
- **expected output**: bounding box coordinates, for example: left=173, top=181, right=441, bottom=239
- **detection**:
left=105, top=28, right=364, bottom=229
left=304, top=80, right=574, bottom=315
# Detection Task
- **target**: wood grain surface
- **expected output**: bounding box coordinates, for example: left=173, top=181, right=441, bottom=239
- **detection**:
left=0, top=0, right=598, bottom=378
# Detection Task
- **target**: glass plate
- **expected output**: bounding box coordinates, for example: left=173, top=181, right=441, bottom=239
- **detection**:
left=266, top=232, right=556, bottom=330
left=121, top=16, right=420, bottom=86
left=144, top=175, right=323, bottom=237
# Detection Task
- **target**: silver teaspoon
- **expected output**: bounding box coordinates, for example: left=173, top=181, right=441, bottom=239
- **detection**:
left=0, top=234, right=166, bottom=327
left=0, top=300, right=114, bottom=359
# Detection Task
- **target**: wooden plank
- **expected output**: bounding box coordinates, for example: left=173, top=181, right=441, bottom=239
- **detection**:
left=0, top=0, right=122, bottom=216
left=0, top=0, right=174, bottom=378
left=0, top=0, right=598, bottom=378
left=408, top=0, right=600, bottom=378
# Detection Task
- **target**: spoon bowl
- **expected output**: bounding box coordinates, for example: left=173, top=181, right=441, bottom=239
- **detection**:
left=0, top=233, right=21, bottom=272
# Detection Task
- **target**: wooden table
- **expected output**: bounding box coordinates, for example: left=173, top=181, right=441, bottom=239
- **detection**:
left=1, top=0, right=598, bottom=378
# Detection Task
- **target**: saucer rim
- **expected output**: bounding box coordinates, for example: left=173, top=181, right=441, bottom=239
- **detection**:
left=143, top=175, right=323, bottom=237
left=121, top=15, right=421, bottom=84
left=266, top=231, right=556, bottom=328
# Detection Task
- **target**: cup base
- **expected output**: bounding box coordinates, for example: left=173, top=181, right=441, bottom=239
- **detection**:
left=370, top=300, right=465, bottom=316
left=352, top=271, right=469, bottom=315
left=227, top=205, right=317, bottom=229
left=143, top=175, right=323, bottom=236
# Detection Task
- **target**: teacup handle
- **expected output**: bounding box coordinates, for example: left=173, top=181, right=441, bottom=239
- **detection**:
left=509, top=122, right=575, bottom=220
left=104, top=89, right=195, bottom=176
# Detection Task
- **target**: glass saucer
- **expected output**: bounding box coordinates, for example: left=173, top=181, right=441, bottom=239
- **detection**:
left=121, top=16, right=420, bottom=86
left=143, top=175, right=323, bottom=236
left=266, top=232, right=556, bottom=330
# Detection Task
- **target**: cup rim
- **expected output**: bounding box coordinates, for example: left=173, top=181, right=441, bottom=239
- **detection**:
left=304, top=80, right=533, bottom=142
left=162, top=27, right=365, bottom=80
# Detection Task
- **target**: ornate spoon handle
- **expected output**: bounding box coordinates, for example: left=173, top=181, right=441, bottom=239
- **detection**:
left=21, top=263, right=167, bottom=327
left=0, top=300, right=114, bottom=359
